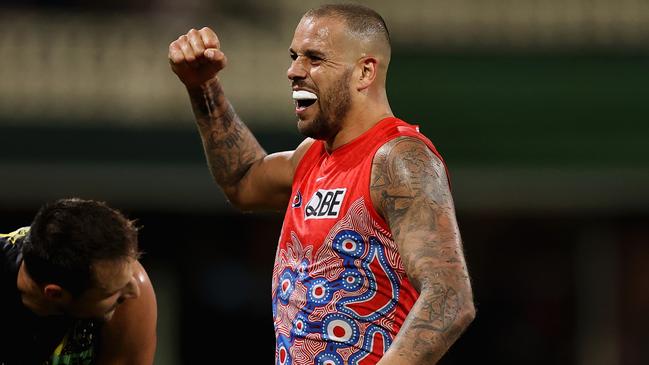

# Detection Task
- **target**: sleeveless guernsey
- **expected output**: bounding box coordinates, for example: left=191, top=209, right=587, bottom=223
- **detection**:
left=272, top=117, right=446, bottom=365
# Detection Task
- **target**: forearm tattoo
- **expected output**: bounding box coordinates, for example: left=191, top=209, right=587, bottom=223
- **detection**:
left=188, top=80, right=266, bottom=187
left=370, top=137, right=473, bottom=363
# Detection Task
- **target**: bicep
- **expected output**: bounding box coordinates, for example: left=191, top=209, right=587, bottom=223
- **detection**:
left=96, top=262, right=157, bottom=365
left=233, top=138, right=315, bottom=211
left=370, top=137, right=466, bottom=292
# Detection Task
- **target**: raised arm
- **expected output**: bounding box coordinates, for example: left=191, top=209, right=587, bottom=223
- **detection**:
left=96, top=261, right=157, bottom=365
left=370, top=137, right=475, bottom=364
left=169, top=27, right=305, bottom=211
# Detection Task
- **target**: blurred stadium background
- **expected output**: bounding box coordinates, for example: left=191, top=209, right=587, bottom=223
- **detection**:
left=0, top=0, right=648, bottom=363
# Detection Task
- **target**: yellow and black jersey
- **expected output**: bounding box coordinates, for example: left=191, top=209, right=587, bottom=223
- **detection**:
left=0, top=228, right=99, bottom=365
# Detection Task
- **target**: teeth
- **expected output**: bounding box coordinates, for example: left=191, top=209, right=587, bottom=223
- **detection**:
left=292, top=90, right=317, bottom=101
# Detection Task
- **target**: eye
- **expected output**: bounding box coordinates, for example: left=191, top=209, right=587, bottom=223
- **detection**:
left=290, top=52, right=297, bottom=61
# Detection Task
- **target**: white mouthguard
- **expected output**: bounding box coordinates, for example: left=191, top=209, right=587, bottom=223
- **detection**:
left=292, top=90, right=318, bottom=100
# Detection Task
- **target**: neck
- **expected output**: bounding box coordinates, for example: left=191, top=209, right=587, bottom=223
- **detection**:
left=325, top=95, right=393, bottom=152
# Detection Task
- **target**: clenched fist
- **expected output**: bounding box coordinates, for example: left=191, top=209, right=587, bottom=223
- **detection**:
left=168, top=27, right=227, bottom=89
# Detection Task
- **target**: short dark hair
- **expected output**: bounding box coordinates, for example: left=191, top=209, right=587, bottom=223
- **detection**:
left=304, top=3, right=391, bottom=46
left=22, top=198, right=140, bottom=296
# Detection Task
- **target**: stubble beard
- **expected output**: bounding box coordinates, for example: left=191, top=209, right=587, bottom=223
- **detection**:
left=298, top=68, right=353, bottom=141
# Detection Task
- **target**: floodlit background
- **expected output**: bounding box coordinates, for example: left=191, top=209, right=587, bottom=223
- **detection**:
left=1, top=0, right=648, bottom=363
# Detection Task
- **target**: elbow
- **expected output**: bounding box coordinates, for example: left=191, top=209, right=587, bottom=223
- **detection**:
left=456, top=281, right=476, bottom=330
left=221, top=185, right=249, bottom=211
left=223, top=188, right=263, bottom=213
left=462, top=301, right=476, bottom=327
left=454, top=299, right=476, bottom=335
left=439, top=300, right=475, bottom=351
left=224, top=193, right=255, bottom=212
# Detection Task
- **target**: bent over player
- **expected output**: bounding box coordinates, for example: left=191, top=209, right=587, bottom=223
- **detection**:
left=0, top=198, right=156, bottom=365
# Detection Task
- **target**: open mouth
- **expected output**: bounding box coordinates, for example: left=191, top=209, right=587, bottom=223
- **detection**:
left=293, top=90, right=318, bottom=110
left=296, top=99, right=317, bottom=108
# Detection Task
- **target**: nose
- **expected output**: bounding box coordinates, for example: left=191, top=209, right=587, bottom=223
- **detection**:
left=287, top=58, right=307, bottom=81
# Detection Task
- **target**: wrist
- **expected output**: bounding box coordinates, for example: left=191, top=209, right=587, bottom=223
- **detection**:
left=185, top=76, right=221, bottom=94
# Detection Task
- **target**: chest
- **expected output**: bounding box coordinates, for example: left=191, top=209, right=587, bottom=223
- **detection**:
left=282, top=151, right=389, bottom=261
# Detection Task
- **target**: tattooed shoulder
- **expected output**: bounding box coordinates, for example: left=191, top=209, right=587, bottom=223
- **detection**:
left=370, top=136, right=450, bottom=227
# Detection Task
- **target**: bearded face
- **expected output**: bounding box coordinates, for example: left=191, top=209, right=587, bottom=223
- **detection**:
left=296, top=67, right=353, bottom=141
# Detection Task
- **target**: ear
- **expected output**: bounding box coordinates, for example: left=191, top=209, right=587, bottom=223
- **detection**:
left=356, top=57, right=377, bottom=91
left=43, top=283, right=67, bottom=301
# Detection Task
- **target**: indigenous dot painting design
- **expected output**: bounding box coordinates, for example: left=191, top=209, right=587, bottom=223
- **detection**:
left=276, top=334, right=293, bottom=365
left=347, top=325, right=393, bottom=365
left=291, top=313, right=309, bottom=337
left=315, top=352, right=344, bottom=365
left=336, top=234, right=400, bottom=322
left=273, top=198, right=409, bottom=365
left=278, top=269, right=296, bottom=305
left=321, top=313, right=360, bottom=345
left=306, top=277, right=333, bottom=305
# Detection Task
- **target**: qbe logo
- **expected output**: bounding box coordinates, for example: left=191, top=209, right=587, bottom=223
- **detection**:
left=304, top=188, right=346, bottom=220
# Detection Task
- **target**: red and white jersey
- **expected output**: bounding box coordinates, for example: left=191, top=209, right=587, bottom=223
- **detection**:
left=272, top=117, right=446, bottom=365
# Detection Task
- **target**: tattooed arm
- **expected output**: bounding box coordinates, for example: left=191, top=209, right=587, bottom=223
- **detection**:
left=169, top=27, right=311, bottom=211
left=370, top=137, right=475, bottom=365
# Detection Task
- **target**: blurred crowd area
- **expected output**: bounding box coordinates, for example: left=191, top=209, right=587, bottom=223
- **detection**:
left=0, top=0, right=648, bottom=364
left=0, top=0, right=648, bottom=126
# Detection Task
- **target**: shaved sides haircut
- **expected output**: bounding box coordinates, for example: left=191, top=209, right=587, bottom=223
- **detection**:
left=304, top=4, right=391, bottom=49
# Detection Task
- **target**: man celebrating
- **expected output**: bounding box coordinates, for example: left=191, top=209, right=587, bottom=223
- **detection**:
left=0, top=198, right=157, bottom=364
left=170, top=4, right=474, bottom=364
